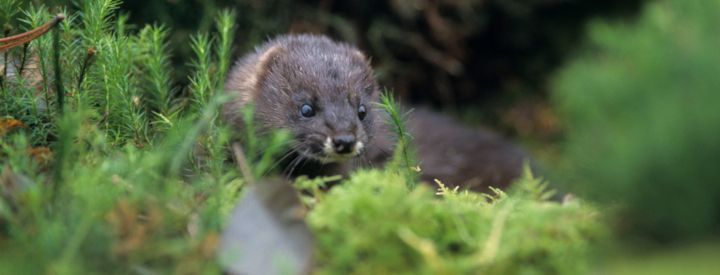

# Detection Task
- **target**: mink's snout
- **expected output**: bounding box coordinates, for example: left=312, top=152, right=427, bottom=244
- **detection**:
left=332, top=135, right=356, bottom=154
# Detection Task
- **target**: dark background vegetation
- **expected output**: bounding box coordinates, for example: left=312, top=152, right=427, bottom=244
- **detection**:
left=47, top=0, right=644, bottom=136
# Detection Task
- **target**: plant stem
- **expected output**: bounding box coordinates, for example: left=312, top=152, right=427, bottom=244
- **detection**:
left=17, top=43, right=28, bottom=75
left=1, top=29, right=7, bottom=114
left=53, top=20, right=63, bottom=114
left=76, top=47, right=96, bottom=100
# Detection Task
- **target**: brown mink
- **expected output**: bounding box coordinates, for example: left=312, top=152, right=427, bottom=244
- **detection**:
left=223, top=34, right=530, bottom=192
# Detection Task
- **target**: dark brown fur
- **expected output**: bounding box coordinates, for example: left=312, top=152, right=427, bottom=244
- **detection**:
left=223, top=34, right=530, bottom=191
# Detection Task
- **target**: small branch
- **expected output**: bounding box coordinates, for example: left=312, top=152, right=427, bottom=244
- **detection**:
left=0, top=14, right=65, bottom=52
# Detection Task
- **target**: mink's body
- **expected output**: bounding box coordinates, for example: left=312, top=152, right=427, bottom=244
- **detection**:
left=406, top=108, right=526, bottom=191
left=223, top=34, right=529, bottom=191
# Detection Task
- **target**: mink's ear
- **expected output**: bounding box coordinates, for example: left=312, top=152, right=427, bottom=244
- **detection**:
left=349, top=49, right=378, bottom=98
left=367, top=85, right=380, bottom=101
left=351, top=49, right=371, bottom=65
left=232, top=44, right=286, bottom=105
left=254, top=45, right=286, bottom=83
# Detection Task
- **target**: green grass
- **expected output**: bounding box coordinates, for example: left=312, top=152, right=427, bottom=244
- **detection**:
left=601, top=241, right=720, bottom=275
left=0, top=1, right=605, bottom=274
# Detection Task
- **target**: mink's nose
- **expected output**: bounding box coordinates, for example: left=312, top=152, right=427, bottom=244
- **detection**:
left=332, top=135, right=356, bottom=154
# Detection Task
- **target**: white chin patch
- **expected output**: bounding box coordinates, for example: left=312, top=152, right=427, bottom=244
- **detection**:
left=323, top=137, right=334, bottom=155
left=320, top=137, right=363, bottom=163
left=355, top=141, right=364, bottom=154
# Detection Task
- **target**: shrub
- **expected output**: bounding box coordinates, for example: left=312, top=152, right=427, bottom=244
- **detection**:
left=553, top=0, right=720, bottom=241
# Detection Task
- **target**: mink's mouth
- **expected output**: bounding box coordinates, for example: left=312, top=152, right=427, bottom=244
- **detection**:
left=293, top=138, right=364, bottom=164
left=321, top=136, right=364, bottom=163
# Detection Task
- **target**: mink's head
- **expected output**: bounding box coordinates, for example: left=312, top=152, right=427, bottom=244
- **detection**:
left=225, top=34, right=379, bottom=163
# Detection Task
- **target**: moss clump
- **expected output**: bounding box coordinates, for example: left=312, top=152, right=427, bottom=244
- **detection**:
left=306, top=169, right=604, bottom=274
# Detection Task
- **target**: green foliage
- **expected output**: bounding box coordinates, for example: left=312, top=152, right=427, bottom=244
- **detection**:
left=0, top=111, right=234, bottom=274
left=0, top=0, right=21, bottom=27
left=81, top=0, right=121, bottom=45
left=214, top=9, right=236, bottom=89
left=305, top=168, right=604, bottom=274
left=188, top=32, right=213, bottom=112
left=20, top=6, right=53, bottom=99
left=553, top=0, right=720, bottom=240
left=378, top=91, right=417, bottom=188
left=98, top=35, right=147, bottom=143
left=0, top=1, right=253, bottom=273
left=137, top=24, right=174, bottom=117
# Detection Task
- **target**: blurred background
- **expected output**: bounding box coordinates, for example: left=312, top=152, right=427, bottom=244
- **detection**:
left=16, top=0, right=720, bottom=273
left=43, top=0, right=643, bottom=139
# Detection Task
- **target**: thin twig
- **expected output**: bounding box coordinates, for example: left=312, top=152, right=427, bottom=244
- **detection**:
left=52, top=19, right=64, bottom=114
left=17, top=43, right=29, bottom=76
left=76, top=47, right=96, bottom=92
left=232, top=142, right=255, bottom=185
left=2, top=28, right=8, bottom=84
left=1, top=29, right=8, bottom=109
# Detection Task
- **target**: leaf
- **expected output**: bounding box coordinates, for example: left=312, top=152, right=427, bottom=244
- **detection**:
left=219, top=178, right=314, bottom=275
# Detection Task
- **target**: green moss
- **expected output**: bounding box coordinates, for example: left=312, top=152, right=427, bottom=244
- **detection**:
left=306, top=169, right=604, bottom=274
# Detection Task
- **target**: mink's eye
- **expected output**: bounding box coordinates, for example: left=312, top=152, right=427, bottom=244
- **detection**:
left=300, top=104, right=315, bottom=118
left=358, top=104, right=367, bottom=120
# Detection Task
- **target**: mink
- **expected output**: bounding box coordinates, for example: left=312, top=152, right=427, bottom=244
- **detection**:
left=223, top=34, right=530, bottom=192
